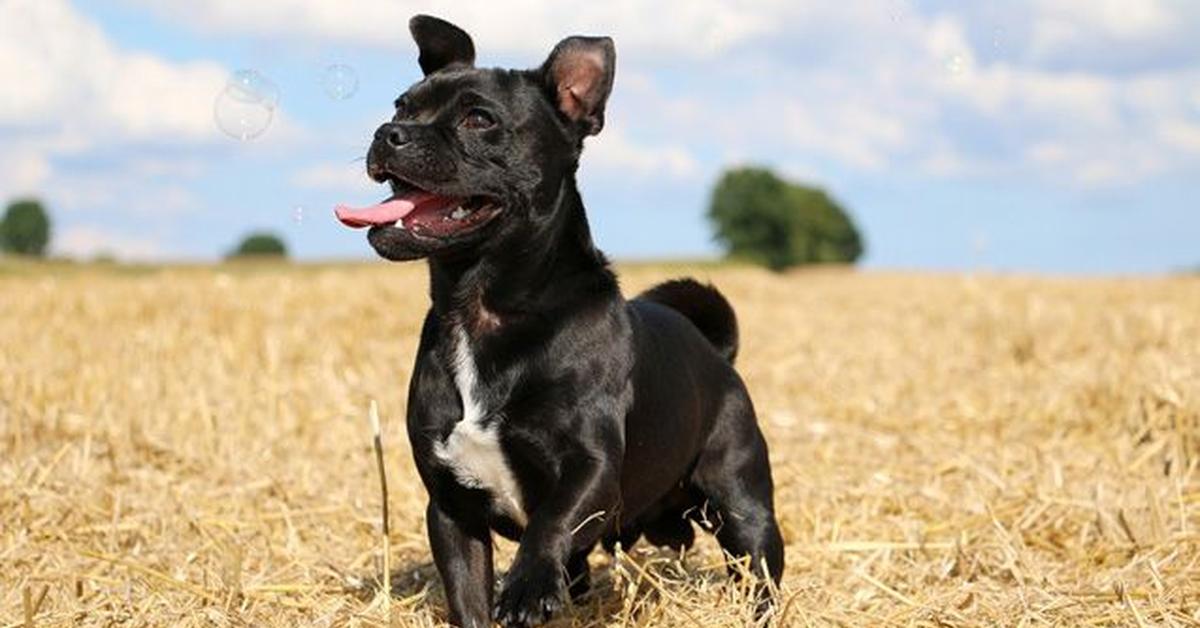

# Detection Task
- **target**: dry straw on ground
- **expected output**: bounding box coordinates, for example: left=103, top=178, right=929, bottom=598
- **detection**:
left=2, top=261, right=1198, bottom=626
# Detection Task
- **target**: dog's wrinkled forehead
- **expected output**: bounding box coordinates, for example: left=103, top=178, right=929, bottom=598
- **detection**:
left=401, top=69, right=536, bottom=119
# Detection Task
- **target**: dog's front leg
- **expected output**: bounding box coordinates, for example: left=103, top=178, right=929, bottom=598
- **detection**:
left=494, top=451, right=619, bottom=627
left=427, top=500, right=494, bottom=628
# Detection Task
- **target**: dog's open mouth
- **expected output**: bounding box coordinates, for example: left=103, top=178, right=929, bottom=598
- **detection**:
left=335, top=176, right=502, bottom=239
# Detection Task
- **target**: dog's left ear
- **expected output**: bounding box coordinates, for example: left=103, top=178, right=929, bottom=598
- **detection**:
left=409, top=15, right=475, bottom=76
left=542, top=36, right=616, bottom=136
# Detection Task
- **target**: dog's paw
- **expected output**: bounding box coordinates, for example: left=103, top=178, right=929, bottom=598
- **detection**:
left=494, top=558, right=566, bottom=628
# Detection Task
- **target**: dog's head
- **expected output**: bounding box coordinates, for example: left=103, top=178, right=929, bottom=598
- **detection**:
left=335, top=15, right=615, bottom=262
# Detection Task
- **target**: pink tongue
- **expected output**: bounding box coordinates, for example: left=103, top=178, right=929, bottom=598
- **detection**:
left=334, top=197, right=419, bottom=229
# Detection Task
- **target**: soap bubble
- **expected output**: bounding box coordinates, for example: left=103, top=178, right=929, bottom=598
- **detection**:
left=991, top=27, right=1004, bottom=49
left=944, top=54, right=965, bottom=76
left=292, top=205, right=305, bottom=225
left=214, top=69, right=278, bottom=141
left=320, top=64, right=359, bottom=101
left=228, top=69, right=279, bottom=108
left=214, top=90, right=274, bottom=140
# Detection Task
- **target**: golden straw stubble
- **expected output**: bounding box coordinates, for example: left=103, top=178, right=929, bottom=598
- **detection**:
left=1, top=262, right=1197, bottom=626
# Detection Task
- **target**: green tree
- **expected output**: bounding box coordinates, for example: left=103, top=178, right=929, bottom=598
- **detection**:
left=227, top=232, right=288, bottom=259
left=707, top=167, right=863, bottom=271
left=1, top=198, right=52, bottom=257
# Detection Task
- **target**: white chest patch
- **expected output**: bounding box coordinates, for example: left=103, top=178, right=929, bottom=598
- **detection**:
left=432, top=328, right=527, bottom=525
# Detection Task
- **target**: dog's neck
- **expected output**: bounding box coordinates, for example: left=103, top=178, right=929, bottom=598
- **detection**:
left=427, top=176, right=617, bottom=337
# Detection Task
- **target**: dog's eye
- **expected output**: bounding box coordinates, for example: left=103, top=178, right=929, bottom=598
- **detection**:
left=393, top=97, right=410, bottom=118
left=461, top=108, right=496, bottom=130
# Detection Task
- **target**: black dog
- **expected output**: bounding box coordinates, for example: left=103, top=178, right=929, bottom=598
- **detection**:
left=335, top=15, right=784, bottom=627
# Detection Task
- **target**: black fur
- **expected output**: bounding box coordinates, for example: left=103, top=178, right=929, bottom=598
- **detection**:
left=639, top=279, right=739, bottom=363
left=353, top=16, right=784, bottom=627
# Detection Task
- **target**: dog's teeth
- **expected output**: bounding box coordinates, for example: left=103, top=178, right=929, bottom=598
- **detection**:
left=449, top=206, right=470, bottom=220
left=393, top=219, right=406, bottom=230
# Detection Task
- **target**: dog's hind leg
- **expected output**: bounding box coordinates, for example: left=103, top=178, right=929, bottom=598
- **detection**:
left=642, top=509, right=696, bottom=552
left=601, top=524, right=641, bottom=555
left=690, top=388, right=784, bottom=587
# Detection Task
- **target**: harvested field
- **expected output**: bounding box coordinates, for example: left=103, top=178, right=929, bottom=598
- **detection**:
left=2, top=262, right=1198, bottom=626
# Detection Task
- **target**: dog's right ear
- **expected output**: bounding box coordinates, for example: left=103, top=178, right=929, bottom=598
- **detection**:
left=542, top=36, right=616, bottom=137
left=409, top=15, right=475, bottom=76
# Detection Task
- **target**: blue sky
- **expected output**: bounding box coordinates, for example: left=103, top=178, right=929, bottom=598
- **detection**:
left=2, top=0, right=1199, bottom=273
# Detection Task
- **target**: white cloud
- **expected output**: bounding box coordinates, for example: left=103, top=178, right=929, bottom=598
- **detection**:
left=1156, top=118, right=1200, bottom=154
left=0, top=0, right=328, bottom=266
left=586, top=2, right=1200, bottom=187
left=782, top=100, right=910, bottom=171
left=584, top=126, right=699, bottom=179
left=0, top=0, right=307, bottom=210
left=2, top=0, right=1192, bottom=232
left=122, top=0, right=773, bottom=59
left=51, top=174, right=201, bottom=217
left=123, top=158, right=208, bottom=179
left=0, top=0, right=226, bottom=141
left=0, top=0, right=234, bottom=234
left=1029, top=0, right=1172, bottom=56
left=291, top=162, right=374, bottom=191
left=109, top=0, right=1200, bottom=187
left=0, top=153, right=52, bottom=195
left=56, top=226, right=164, bottom=260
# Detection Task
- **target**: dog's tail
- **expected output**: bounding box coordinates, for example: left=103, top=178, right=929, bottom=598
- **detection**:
left=639, top=278, right=739, bottom=363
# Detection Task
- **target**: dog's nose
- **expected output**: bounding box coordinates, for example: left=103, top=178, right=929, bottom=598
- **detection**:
left=375, top=123, right=410, bottom=149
